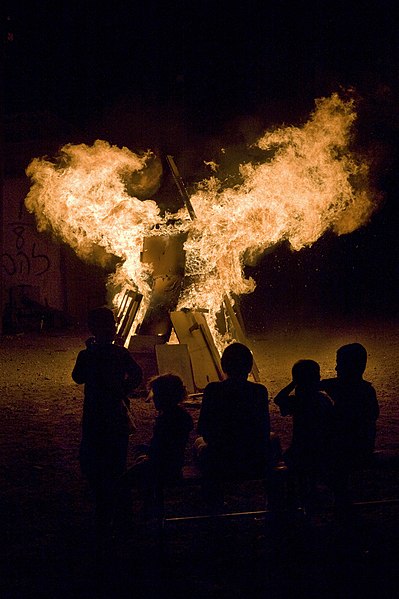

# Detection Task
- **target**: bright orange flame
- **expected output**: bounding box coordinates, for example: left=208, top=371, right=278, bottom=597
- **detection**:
left=25, top=140, right=166, bottom=324
left=25, top=94, right=378, bottom=346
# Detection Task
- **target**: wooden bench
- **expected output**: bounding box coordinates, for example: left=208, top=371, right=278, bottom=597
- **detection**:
left=153, top=462, right=293, bottom=529
left=155, top=449, right=399, bottom=527
left=111, top=449, right=399, bottom=534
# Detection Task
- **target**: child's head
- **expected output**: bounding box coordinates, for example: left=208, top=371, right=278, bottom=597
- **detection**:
left=292, top=359, right=320, bottom=389
left=336, top=343, right=367, bottom=380
left=148, top=373, right=187, bottom=411
left=221, top=342, right=253, bottom=378
left=87, top=306, right=116, bottom=342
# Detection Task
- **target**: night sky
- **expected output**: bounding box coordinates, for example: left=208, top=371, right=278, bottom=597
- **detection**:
left=3, top=2, right=399, bottom=128
left=2, top=1, right=398, bottom=323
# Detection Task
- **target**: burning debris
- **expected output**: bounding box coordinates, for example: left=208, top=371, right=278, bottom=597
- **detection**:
left=24, top=93, right=379, bottom=387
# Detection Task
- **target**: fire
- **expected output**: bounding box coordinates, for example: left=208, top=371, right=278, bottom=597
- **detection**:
left=25, top=93, right=377, bottom=347
left=25, top=140, right=165, bottom=325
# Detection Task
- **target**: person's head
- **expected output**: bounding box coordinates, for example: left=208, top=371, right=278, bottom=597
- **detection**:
left=147, top=373, right=187, bottom=412
left=292, top=359, right=320, bottom=389
left=221, top=342, right=253, bottom=378
left=336, top=343, right=367, bottom=380
left=87, top=306, right=116, bottom=342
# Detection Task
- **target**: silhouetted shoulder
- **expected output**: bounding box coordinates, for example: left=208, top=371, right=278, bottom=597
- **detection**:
left=204, top=381, right=222, bottom=393
left=321, top=377, right=377, bottom=397
left=320, top=378, right=339, bottom=393
left=318, top=389, right=334, bottom=407
left=246, top=380, right=268, bottom=392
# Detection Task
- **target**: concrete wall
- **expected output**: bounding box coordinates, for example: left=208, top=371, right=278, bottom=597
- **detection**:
left=2, top=177, right=63, bottom=308
left=1, top=176, right=107, bottom=330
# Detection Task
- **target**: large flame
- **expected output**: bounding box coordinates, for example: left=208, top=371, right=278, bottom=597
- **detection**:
left=25, top=93, right=377, bottom=346
left=25, top=140, right=165, bottom=323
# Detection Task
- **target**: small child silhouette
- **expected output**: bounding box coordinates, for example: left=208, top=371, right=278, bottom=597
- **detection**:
left=118, top=373, right=193, bottom=518
left=275, top=359, right=334, bottom=508
left=321, top=343, right=379, bottom=509
left=321, top=343, right=379, bottom=464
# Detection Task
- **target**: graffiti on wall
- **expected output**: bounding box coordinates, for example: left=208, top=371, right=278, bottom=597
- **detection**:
left=2, top=221, right=51, bottom=277
left=1, top=183, right=62, bottom=311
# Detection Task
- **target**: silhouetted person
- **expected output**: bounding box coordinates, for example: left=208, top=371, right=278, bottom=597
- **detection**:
left=72, top=306, right=142, bottom=538
left=274, top=359, right=335, bottom=510
left=321, top=343, right=379, bottom=509
left=196, top=342, right=271, bottom=510
left=117, top=374, right=193, bottom=519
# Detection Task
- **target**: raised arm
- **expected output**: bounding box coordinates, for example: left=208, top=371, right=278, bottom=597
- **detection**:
left=274, top=380, right=296, bottom=416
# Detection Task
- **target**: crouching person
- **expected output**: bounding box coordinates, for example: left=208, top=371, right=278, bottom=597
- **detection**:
left=115, top=374, right=193, bottom=523
left=195, top=343, right=274, bottom=512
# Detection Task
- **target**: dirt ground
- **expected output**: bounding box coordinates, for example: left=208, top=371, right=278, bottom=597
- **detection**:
left=1, top=317, right=399, bottom=598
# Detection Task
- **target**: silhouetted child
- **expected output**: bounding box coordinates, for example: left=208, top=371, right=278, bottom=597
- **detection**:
left=321, top=343, right=379, bottom=509
left=196, top=342, right=272, bottom=509
left=72, top=306, right=142, bottom=536
left=118, top=373, right=193, bottom=518
left=274, top=359, right=335, bottom=509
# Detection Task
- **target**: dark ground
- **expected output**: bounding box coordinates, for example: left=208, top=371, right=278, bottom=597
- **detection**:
left=1, top=317, right=399, bottom=598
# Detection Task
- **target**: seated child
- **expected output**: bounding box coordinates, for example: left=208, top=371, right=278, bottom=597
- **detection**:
left=118, top=374, right=193, bottom=516
left=321, top=342, right=379, bottom=467
left=274, top=359, right=335, bottom=506
left=321, top=343, right=379, bottom=510
left=195, top=342, right=272, bottom=508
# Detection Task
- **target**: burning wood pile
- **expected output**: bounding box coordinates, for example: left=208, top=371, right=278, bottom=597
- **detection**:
left=24, top=93, right=378, bottom=392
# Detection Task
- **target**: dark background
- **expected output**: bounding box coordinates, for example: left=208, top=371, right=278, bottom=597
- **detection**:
left=2, top=0, right=398, bottom=325
left=3, top=1, right=399, bottom=130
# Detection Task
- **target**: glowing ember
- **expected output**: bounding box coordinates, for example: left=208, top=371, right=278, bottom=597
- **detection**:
left=25, top=94, right=378, bottom=347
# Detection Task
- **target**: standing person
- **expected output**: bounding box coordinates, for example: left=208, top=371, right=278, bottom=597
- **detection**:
left=72, top=306, right=142, bottom=538
left=195, top=342, right=271, bottom=510
left=274, top=359, right=335, bottom=511
left=321, top=343, right=379, bottom=509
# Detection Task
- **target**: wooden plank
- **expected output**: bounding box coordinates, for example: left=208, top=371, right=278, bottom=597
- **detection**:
left=155, top=343, right=196, bottom=394
left=170, top=311, right=222, bottom=391
left=223, top=294, right=260, bottom=382
left=116, top=290, right=130, bottom=324
left=116, top=290, right=142, bottom=343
